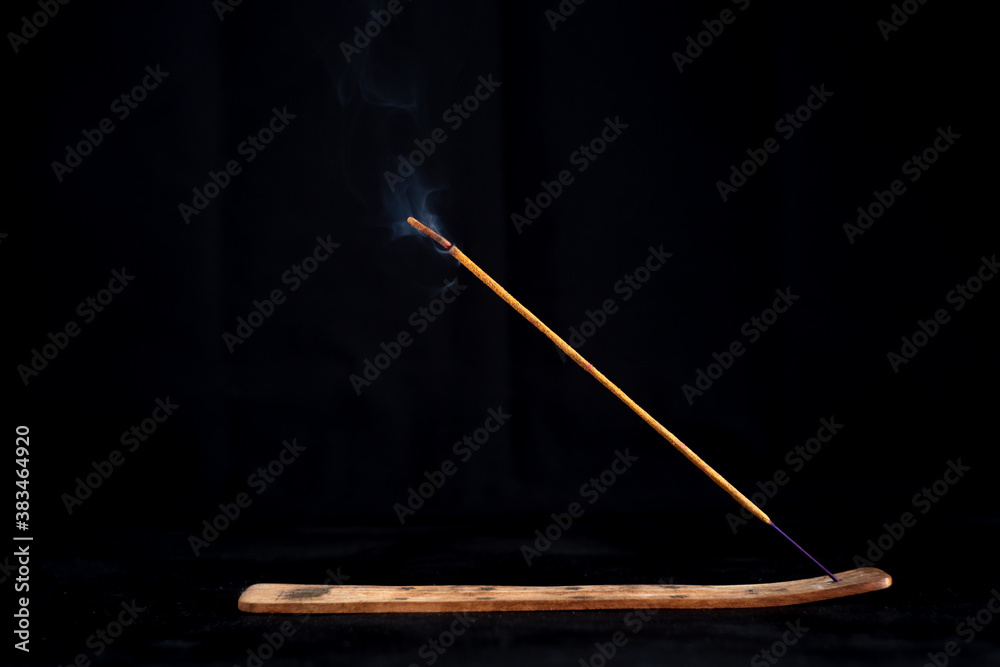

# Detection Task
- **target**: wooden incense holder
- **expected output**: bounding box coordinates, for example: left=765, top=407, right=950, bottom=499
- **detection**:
left=238, top=567, right=890, bottom=613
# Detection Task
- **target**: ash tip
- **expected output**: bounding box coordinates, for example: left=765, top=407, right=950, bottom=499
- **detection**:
left=407, top=216, right=452, bottom=250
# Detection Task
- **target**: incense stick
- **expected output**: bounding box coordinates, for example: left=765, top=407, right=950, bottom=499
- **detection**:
left=406, top=217, right=838, bottom=582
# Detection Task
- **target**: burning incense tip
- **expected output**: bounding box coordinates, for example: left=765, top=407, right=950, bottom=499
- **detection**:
left=407, top=217, right=452, bottom=250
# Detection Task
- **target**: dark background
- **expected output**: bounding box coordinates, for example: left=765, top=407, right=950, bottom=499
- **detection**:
left=4, top=1, right=997, bottom=665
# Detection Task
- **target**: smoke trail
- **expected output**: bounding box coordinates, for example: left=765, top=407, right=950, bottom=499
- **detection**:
left=333, top=1, right=456, bottom=248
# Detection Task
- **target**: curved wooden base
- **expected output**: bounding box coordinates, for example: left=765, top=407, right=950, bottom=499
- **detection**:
left=238, top=567, right=891, bottom=613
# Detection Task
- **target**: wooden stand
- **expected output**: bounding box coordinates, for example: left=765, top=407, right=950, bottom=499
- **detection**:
left=238, top=567, right=891, bottom=613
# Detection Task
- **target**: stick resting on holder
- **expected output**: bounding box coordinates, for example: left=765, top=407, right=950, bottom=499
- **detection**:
left=404, top=217, right=843, bottom=582
left=236, top=219, right=894, bottom=614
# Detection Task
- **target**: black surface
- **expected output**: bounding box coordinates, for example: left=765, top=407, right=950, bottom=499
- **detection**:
left=21, top=519, right=1000, bottom=666
left=4, top=0, right=997, bottom=664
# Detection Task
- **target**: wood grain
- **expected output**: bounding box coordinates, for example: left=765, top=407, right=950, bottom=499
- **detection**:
left=238, top=567, right=891, bottom=613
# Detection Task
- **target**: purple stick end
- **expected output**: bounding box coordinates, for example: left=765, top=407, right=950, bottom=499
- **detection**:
left=770, top=522, right=840, bottom=582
